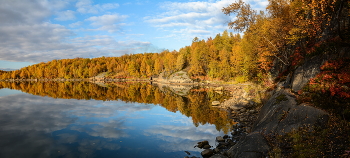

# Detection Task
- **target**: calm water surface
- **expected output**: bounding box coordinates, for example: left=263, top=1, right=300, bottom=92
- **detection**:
left=0, top=82, right=231, bottom=158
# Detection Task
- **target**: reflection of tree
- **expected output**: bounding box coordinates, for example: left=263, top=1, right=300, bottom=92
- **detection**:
left=0, top=82, right=232, bottom=132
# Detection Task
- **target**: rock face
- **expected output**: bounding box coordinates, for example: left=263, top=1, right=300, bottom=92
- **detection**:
left=227, top=132, right=270, bottom=158
left=224, top=88, right=329, bottom=158
left=253, top=89, right=329, bottom=135
left=290, top=56, right=325, bottom=92
left=220, top=48, right=350, bottom=158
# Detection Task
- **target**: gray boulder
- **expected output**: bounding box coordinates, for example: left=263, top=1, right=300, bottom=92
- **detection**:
left=253, top=89, right=329, bottom=135
left=227, top=132, right=270, bottom=158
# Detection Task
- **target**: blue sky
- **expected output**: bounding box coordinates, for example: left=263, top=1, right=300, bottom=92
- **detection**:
left=0, top=0, right=268, bottom=70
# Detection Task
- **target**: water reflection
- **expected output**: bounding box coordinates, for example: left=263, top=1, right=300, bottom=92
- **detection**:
left=0, top=82, right=232, bottom=157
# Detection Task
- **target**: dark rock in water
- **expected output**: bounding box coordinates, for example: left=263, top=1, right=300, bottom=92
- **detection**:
left=197, top=140, right=209, bottom=148
left=201, top=149, right=214, bottom=157
left=203, top=144, right=211, bottom=149
left=223, top=135, right=229, bottom=139
left=184, top=151, right=191, bottom=155
left=214, top=147, right=220, bottom=153
left=201, top=140, right=209, bottom=145
left=231, top=131, right=237, bottom=136
left=227, top=132, right=270, bottom=158
left=217, top=143, right=227, bottom=149
left=216, top=136, right=225, bottom=142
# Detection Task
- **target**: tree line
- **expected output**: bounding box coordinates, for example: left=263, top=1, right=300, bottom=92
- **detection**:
left=0, top=0, right=348, bottom=82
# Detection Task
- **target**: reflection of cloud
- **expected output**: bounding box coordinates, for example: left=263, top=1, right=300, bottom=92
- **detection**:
left=70, top=119, right=129, bottom=139
left=0, top=129, right=122, bottom=158
left=0, top=93, right=152, bottom=134
left=145, top=124, right=224, bottom=152
left=0, top=93, right=147, bottom=157
left=0, top=95, right=76, bottom=132
left=147, top=124, right=222, bottom=142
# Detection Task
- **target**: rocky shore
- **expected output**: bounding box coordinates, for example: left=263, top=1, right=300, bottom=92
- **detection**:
left=184, top=85, right=330, bottom=158
left=184, top=51, right=350, bottom=158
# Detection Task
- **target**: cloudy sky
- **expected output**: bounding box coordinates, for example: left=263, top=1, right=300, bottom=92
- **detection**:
left=0, top=0, right=268, bottom=70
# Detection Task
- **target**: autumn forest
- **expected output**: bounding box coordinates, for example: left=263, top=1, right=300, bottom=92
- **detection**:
left=1, top=0, right=349, bottom=83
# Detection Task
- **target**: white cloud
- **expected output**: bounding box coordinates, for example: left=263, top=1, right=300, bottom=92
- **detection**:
left=76, top=0, right=119, bottom=14
left=0, top=0, right=51, bottom=24
left=55, top=10, right=76, bottom=21
left=69, top=21, right=83, bottom=28
left=145, top=0, right=268, bottom=40
left=0, top=0, right=160, bottom=63
left=86, top=14, right=128, bottom=32
left=145, top=0, right=234, bottom=40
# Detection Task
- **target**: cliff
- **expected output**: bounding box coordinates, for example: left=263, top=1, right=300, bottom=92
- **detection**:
left=223, top=45, right=350, bottom=157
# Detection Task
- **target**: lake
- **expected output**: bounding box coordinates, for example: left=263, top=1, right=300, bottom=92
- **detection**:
left=0, top=82, right=233, bottom=158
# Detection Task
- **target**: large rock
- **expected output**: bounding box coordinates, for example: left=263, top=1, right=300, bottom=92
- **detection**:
left=253, top=89, right=329, bottom=135
left=153, top=70, right=193, bottom=84
left=290, top=56, right=325, bottom=92
left=227, top=132, right=270, bottom=158
left=168, top=70, right=193, bottom=83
